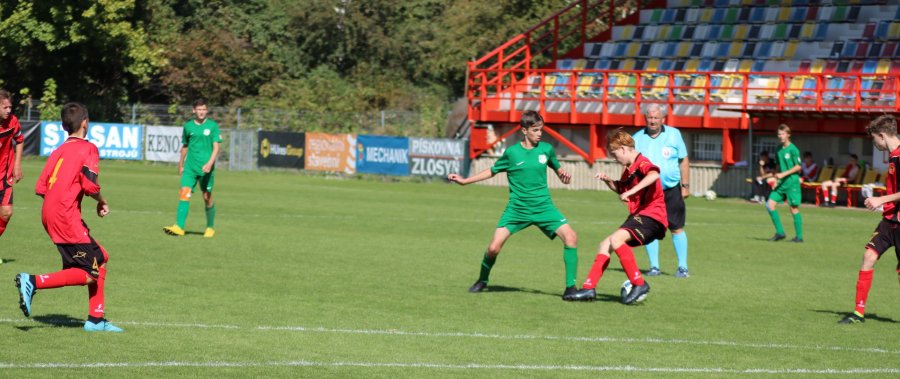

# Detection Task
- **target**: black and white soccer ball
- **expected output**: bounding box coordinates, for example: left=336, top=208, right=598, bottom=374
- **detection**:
left=620, top=280, right=647, bottom=304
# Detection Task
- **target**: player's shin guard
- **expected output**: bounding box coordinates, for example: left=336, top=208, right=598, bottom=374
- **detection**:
left=615, top=245, right=645, bottom=286
left=644, top=239, right=660, bottom=269
left=563, top=246, right=578, bottom=287
left=792, top=213, right=803, bottom=240
left=205, top=204, right=216, bottom=228
left=176, top=200, right=190, bottom=228
left=672, top=232, right=688, bottom=269
left=767, top=208, right=785, bottom=235
left=582, top=254, right=610, bottom=290
left=88, top=266, right=106, bottom=319
left=854, top=269, right=873, bottom=316
left=477, top=252, right=496, bottom=284
left=34, top=268, right=88, bottom=289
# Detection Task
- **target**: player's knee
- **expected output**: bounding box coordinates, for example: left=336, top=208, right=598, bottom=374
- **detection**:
left=0, top=208, right=11, bottom=220
left=561, top=230, right=577, bottom=247
left=486, top=244, right=502, bottom=256
left=179, top=187, right=192, bottom=201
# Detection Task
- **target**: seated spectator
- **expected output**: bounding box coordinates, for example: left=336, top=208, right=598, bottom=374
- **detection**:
left=751, top=151, right=776, bottom=203
left=820, top=153, right=860, bottom=207
left=800, top=151, right=818, bottom=182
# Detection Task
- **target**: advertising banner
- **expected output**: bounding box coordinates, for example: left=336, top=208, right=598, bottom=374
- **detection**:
left=355, top=135, right=409, bottom=176
left=41, top=121, right=143, bottom=160
left=258, top=131, right=305, bottom=169
left=305, top=132, right=356, bottom=174
left=408, top=137, right=467, bottom=177
left=145, top=125, right=183, bottom=163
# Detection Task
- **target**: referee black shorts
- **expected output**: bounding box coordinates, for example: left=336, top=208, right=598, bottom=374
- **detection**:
left=663, top=186, right=686, bottom=231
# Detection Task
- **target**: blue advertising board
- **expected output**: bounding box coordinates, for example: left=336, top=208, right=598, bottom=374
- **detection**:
left=41, top=122, right=143, bottom=160
left=355, top=135, right=409, bottom=176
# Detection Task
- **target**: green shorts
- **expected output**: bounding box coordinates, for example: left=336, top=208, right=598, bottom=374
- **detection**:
left=180, top=166, right=215, bottom=193
left=497, top=206, right=568, bottom=239
left=769, top=184, right=801, bottom=207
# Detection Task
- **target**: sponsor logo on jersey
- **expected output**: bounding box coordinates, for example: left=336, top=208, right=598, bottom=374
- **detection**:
left=203, top=129, right=211, bottom=136
left=73, top=251, right=87, bottom=259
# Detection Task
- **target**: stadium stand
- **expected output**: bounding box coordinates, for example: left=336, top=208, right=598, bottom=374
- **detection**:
left=466, top=0, right=900, bottom=164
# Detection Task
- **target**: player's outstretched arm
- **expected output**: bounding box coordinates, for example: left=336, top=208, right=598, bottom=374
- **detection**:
left=865, top=191, right=900, bottom=211
left=556, top=168, right=572, bottom=184
left=620, top=170, right=660, bottom=201
left=448, top=168, right=494, bottom=186
left=595, top=172, right=618, bottom=192
left=88, top=192, right=109, bottom=218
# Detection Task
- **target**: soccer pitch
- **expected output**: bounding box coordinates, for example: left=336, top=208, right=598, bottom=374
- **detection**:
left=1, top=158, right=898, bottom=378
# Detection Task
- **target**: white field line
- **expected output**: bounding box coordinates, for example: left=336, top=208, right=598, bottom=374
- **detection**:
left=0, top=360, right=898, bottom=374
left=1, top=318, right=897, bottom=355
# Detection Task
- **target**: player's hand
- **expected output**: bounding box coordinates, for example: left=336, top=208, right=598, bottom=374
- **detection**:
left=178, top=165, right=184, bottom=175
left=681, top=186, right=690, bottom=199
left=595, top=172, right=611, bottom=182
left=774, top=172, right=782, bottom=180
left=619, top=190, right=632, bottom=202
left=558, top=169, right=572, bottom=184
left=864, top=196, right=884, bottom=211
left=202, top=163, right=212, bottom=173
left=447, top=174, right=465, bottom=185
left=13, top=166, right=23, bottom=183
left=96, top=201, right=109, bottom=218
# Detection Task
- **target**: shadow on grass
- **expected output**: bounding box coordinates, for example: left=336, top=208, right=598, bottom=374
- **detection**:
left=480, top=285, right=623, bottom=303
left=812, top=309, right=899, bottom=324
left=15, top=314, right=83, bottom=331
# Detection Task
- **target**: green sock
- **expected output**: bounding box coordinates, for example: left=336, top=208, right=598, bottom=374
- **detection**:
left=176, top=200, right=190, bottom=229
left=792, top=212, right=803, bottom=240
left=563, top=246, right=578, bottom=288
left=478, top=252, right=496, bottom=284
left=768, top=209, right=784, bottom=235
left=206, top=204, right=216, bottom=228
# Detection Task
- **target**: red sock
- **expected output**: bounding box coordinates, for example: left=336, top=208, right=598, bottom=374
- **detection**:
left=615, top=245, right=645, bottom=286
left=854, top=269, right=874, bottom=315
left=88, top=265, right=106, bottom=318
left=35, top=268, right=88, bottom=289
left=0, top=217, right=7, bottom=237
left=581, top=254, right=610, bottom=290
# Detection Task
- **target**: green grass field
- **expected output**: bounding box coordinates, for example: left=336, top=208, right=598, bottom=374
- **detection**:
left=1, top=158, right=898, bottom=378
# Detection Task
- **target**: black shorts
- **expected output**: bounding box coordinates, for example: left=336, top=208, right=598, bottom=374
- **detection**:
left=0, top=178, right=12, bottom=206
left=55, top=237, right=108, bottom=279
left=663, top=186, right=686, bottom=231
left=865, top=220, right=900, bottom=272
left=620, top=214, right=667, bottom=247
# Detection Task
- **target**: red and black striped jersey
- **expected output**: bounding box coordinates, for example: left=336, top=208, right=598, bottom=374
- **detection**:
left=35, top=137, right=101, bottom=244
left=0, top=114, right=23, bottom=182
left=618, top=153, right=668, bottom=228
left=883, top=146, right=900, bottom=222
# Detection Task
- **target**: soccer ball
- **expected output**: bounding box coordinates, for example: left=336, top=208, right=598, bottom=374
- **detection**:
left=705, top=190, right=717, bottom=201
left=620, top=280, right=647, bottom=304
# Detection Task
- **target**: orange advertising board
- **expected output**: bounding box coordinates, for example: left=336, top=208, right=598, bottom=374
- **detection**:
left=304, top=132, right=357, bottom=174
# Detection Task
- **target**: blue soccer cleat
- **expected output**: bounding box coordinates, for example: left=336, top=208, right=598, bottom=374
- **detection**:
left=646, top=267, right=661, bottom=276
left=676, top=267, right=690, bottom=278
left=84, top=319, right=124, bottom=332
left=15, top=273, right=35, bottom=317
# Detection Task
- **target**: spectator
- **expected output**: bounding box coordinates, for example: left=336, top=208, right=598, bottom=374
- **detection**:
left=752, top=151, right=776, bottom=203
left=821, top=154, right=861, bottom=207
left=801, top=152, right=818, bottom=182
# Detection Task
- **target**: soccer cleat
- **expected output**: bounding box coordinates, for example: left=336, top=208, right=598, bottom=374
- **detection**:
left=838, top=312, right=865, bottom=324
left=203, top=227, right=215, bottom=238
left=15, top=273, right=35, bottom=317
left=468, top=280, right=487, bottom=293
left=646, top=267, right=661, bottom=276
left=623, top=282, right=650, bottom=304
left=675, top=267, right=690, bottom=278
left=84, top=319, right=124, bottom=332
left=790, top=237, right=803, bottom=243
left=768, top=233, right=786, bottom=242
left=163, top=225, right=185, bottom=236
left=563, top=288, right=596, bottom=301
left=561, top=286, right=578, bottom=300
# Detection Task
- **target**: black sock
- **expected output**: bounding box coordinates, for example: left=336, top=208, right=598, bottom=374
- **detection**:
left=87, top=316, right=104, bottom=324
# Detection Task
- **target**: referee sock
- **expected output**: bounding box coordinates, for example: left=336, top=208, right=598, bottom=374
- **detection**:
left=792, top=212, right=803, bottom=240
left=854, top=269, right=873, bottom=316
left=477, top=252, right=496, bottom=284
left=615, top=245, right=645, bottom=286
left=205, top=204, right=216, bottom=228
left=563, top=246, right=578, bottom=288
left=644, top=240, right=660, bottom=269
left=672, top=231, right=688, bottom=269
left=176, top=200, right=190, bottom=228
left=582, top=254, right=610, bottom=290
left=35, top=268, right=88, bottom=289
left=767, top=208, right=785, bottom=236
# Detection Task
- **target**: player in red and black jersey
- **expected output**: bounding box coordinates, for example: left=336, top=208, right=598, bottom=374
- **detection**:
left=839, top=115, right=900, bottom=324
left=565, top=129, right=667, bottom=304
left=0, top=89, right=24, bottom=238
left=14, top=103, right=123, bottom=332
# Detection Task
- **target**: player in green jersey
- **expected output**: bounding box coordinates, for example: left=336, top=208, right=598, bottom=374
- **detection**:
left=448, top=111, right=580, bottom=299
left=765, top=124, right=804, bottom=242
left=163, top=99, right=222, bottom=238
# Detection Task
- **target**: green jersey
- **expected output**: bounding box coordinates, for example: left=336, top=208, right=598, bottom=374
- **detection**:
left=182, top=118, right=222, bottom=171
left=776, top=142, right=801, bottom=188
left=491, top=142, right=561, bottom=210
